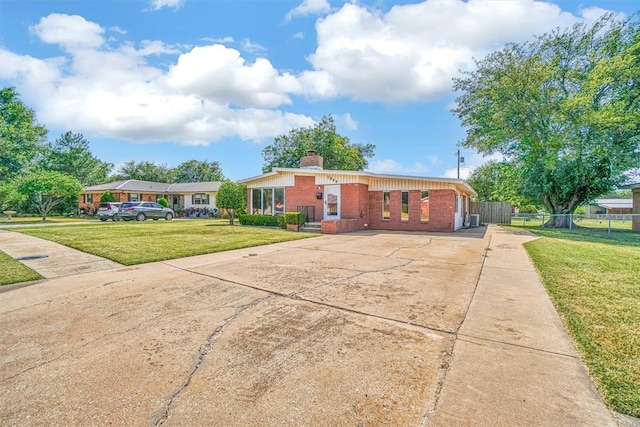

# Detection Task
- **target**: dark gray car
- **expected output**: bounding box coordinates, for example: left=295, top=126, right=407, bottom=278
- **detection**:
left=119, top=202, right=174, bottom=221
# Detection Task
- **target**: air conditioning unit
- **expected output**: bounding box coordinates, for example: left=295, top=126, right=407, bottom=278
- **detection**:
left=469, top=214, right=480, bottom=227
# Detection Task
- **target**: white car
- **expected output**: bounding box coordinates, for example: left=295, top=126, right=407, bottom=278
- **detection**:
left=97, top=202, right=122, bottom=221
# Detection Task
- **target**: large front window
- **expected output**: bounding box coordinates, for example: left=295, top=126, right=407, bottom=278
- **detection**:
left=128, top=193, right=140, bottom=202
left=252, top=187, right=284, bottom=215
left=193, top=193, right=210, bottom=205
left=84, top=194, right=93, bottom=204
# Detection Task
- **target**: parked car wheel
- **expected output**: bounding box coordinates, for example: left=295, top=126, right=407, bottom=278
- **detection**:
left=112, top=214, right=118, bottom=221
left=136, top=213, right=146, bottom=221
left=100, top=218, right=107, bottom=222
left=165, top=212, right=173, bottom=221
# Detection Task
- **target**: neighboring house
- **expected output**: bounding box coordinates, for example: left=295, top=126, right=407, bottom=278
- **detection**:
left=620, top=183, right=640, bottom=232
left=587, top=198, right=633, bottom=215
left=238, top=151, right=476, bottom=234
left=79, top=180, right=221, bottom=213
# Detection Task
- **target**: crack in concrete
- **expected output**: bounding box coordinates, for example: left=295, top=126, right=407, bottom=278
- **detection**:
left=151, top=294, right=272, bottom=427
left=0, top=313, right=165, bottom=384
left=456, top=334, right=577, bottom=359
left=419, top=233, right=492, bottom=426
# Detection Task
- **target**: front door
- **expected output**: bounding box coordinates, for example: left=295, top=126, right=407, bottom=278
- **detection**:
left=324, top=185, right=340, bottom=219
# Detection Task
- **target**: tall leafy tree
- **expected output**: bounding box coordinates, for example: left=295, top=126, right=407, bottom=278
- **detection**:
left=174, top=160, right=225, bottom=182
left=0, top=87, right=47, bottom=181
left=453, top=15, right=640, bottom=226
left=216, top=181, right=245, bottom=225
left=262, top=115, right=375, bottom=172
left=42, top=131, right=113, bottom=186
left=468, top=161, right=539, bottom=212
left=15, top=171, right=83, bottom=220
left=110, top=160, right=176, bottom=182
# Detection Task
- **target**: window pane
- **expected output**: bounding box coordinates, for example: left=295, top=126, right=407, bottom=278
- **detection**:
left=421, top=191, right=429, bottom=222
left=383, top=192, right=390, bottom=220
left=401, top=192, right=409, bottom=221
left=262, top=188, right=273, bottom=215
left=252, top=189, right=262, bottom=215
left=129, top=193, right=139, bottom=202
left=274, top=188, right=285, bottom=214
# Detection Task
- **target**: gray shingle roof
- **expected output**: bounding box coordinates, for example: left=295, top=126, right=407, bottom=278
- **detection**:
left=83, top=180, right=220, bottom=193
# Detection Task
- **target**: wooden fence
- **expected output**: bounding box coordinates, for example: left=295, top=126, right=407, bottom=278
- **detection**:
left=470, top=202, right=512, bottom=225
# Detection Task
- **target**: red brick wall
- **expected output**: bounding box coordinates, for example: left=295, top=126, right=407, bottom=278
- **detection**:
left=367, top=189, right=455, bottom=232
left=285, top=176, right=324, bottom=222
left=340, top=183, right=369, bottom=229
left=321, top=219, right=359, bottom=234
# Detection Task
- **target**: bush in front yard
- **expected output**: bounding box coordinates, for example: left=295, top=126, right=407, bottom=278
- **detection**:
left=157, top=197, right=169, bottom=208
left=238, top=214, right=280, bottom=227
left=284, top=212, right=306, bottom=226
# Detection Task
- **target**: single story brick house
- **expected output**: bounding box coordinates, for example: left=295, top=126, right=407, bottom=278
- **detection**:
left=587, top=198, right=633, bottom=215
left=620, top=182, right=640, bottom=231
left=238, top=151, right=477, bottom=234
left=79, top=180, right=220, bottom=213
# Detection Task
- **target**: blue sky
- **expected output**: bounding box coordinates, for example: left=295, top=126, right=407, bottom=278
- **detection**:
left=0, top=0, right=637, bottom=181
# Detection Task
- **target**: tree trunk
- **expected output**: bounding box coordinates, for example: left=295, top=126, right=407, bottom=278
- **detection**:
left=542, top=197, right=579, bottom=228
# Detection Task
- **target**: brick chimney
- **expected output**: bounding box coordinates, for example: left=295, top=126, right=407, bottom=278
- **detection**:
left=300, top=149, right=324, bottom=169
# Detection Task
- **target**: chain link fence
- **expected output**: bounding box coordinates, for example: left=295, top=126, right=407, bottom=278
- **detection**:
left=511, top=213, right=639, bottom=237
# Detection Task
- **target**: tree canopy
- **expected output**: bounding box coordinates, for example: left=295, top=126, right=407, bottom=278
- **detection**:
left=173, top=160, right=225, bottom=183
left=110, top=160, right=176, bottom=183
left=467, top=161, right=539, bottom=212
left=0, top=87, right=47, bottom=181
left=453, top=14, right=640, bottom=225
left=15, top=171, right=83, bottom=220
left=216, top=181, right=245, bottom=225
left=41, top=131, right=113, bottom=186
left=261, top=115, right=375, bottom=172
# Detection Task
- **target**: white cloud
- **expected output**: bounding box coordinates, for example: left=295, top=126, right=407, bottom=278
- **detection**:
left=426, top=155, right=440, bottom=165
left=30, top=14, right=105, bottom=50
left=109, top=26, right=127, bottom=35
left=3, top=14, right=313, bottom=146
left=293, top=32, right=305, bottom=40
left=367, top=159, right=430, bottom=175
left=166, top=45, right=301, bottom=108
left=202, top=36, right=234, bottom=44
left=301, top=1, right=597, bottom=102
left=241, top=38, right=267, bottom=54
left=443, top=166, right=475, bottom=180
left=339, top=113, right=358, bottom=130
left=149, top=0, right=185, bottom=11
left=285, top=0, right=331, bottom=22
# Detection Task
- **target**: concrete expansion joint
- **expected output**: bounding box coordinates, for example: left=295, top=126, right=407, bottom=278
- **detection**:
left=151, top=294, right=272, bottom=427
left=456, top=334, right=578, bottom=359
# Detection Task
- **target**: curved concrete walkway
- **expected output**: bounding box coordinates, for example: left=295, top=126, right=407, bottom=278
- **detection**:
left=0, top=226, right=622, bottom=426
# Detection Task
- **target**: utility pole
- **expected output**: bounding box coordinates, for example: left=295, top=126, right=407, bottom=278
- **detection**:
left=456, top=150, right=465, bottom=179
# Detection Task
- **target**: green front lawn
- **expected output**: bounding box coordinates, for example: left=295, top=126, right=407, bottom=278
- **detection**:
left=0, top=216, right=97, bottom=225
left=16, top=219, right=318, bottom=266
left=0, top=250, right=43, bottom=286
left=517, top=226, right=640, bottom=417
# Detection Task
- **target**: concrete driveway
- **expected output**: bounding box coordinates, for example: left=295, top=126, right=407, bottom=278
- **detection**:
left=0, top=227, right=615, bottom=426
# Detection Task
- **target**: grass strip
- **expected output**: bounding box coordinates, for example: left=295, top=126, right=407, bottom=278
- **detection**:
left=520, top=227, right=639, bottom=417
left=0, top=250, right=43, bottom=286
left=16, top=219, right=318, bottom=266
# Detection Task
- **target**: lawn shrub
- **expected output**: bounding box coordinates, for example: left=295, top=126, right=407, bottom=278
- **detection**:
left=276, top=214, right=286, bottom=229
left=284, top=211, right=306, bottom=225
left=157, top=197, right=169, bottom=208
left=238, top=214, right=280, bottom=227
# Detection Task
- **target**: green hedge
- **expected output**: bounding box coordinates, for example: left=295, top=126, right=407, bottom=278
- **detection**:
left=238, top=214, right=280, bottom=227
left=284, top=211, right=307, bottom=225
